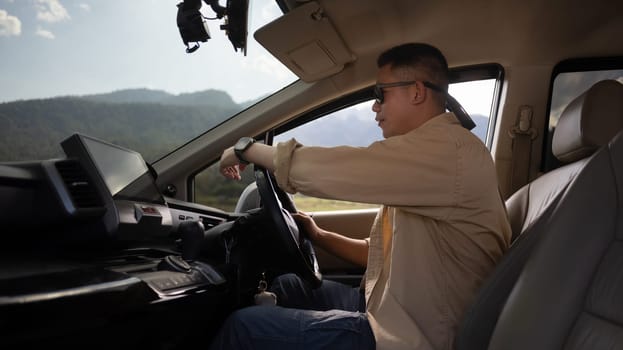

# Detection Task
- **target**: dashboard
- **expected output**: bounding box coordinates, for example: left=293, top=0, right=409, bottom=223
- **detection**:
left=0, top=134, right=235, bottom=347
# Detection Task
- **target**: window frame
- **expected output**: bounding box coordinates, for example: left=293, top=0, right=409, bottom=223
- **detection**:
left=449, top=64, right=504, bottom=148
left=274, top=63, right=504, bottom=148
left=541, top=57, right=623, bottom=172
left=189, top=64, right=505, bottom=208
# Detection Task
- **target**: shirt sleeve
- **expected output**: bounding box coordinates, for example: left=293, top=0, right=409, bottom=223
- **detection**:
left=272, top=122, right=469, bottom=211
left=273, top=138, right=303, bottom=193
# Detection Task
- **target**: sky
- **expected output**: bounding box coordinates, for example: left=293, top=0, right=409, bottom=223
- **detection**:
left=0, top=0, right=497, bottom=117
left=0, top=0, right=296, bottom=104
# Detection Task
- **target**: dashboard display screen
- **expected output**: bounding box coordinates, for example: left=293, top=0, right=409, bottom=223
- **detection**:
left=62, top=134, right=165, bottom=204
left=81, top=137, right=148, bottom=196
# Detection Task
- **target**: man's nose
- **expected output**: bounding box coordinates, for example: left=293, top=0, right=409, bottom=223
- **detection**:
left=372, top=100, right=381, bottom=113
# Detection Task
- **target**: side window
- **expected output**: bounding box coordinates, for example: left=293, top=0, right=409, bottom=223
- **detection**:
left=274, top=102, right=381, bottom=212
left=543, top=67, right=623, bottom=171
left=193, top=67, right=502, bottom=213
left=449, top=64, right=503, bottom=146
left=274, top=76, right=500, bottom=212
left=449, top=79, right=498, bottom=144
left=194, top=161, right=255, bottom=212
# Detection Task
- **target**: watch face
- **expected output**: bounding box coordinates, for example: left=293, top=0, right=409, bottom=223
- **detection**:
left=235, top=137, right=254, bottom=151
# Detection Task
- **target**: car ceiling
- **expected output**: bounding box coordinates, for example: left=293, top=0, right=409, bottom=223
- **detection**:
left=277, top=0, right=623, bottom=70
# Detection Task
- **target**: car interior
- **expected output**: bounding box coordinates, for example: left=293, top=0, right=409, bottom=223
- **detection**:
left=457, top=79, right=623, bottom=350
left=1, top=0, right=623, bottom=348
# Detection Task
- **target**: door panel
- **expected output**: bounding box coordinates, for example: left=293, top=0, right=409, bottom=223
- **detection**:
left=310, top=208, right=377, bottom=285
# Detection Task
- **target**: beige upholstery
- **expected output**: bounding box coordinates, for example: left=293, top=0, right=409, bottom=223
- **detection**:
left=456, top=80, right=623, bottom=349
left=506, top=79, right=623, bottom=241
left=553, top=80, right=623, bottom=163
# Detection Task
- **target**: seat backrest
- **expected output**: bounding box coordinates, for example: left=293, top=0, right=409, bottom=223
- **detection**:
left=455, top=79, right=623, bottom=350
left=507, top=79, right=623, bottom=242
left=488, top=127, right=623, bottom=349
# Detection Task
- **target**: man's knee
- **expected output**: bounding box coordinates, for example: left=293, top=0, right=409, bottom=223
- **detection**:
left=211, top=306, right=268, bottom=349
left=270, top=273, right=301, bottom=289
left=269, top=273, right=310, bottom=307
left=223, top=306, right=264, bottom=334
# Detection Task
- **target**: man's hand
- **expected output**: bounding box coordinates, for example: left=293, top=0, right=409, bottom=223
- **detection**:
left=292, top=210, right=369, bottom=268
left=218, top=142, right=276, bottom=180
left=219, top=146, right=247, bottom=180
left=292, top=211, right=322, bottom=242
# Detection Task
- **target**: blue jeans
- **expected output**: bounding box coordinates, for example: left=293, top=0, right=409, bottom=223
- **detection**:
left=209, top=273, right=375, bottom=350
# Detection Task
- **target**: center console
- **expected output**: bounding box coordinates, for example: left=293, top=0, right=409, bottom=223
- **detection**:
left=0, top=134, right=236, bottom=347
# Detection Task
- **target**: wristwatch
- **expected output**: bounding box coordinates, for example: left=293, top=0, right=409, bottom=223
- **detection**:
left=233, top=137, right=256, bottom=164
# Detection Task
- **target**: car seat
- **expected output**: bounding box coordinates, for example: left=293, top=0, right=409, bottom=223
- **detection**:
left=487, top=116, right=623, bottom=349
left=455, top=79, right=623, bottom=349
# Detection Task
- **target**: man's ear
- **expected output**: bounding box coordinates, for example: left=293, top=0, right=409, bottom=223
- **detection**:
left=411, top=82, right=426, bottom=104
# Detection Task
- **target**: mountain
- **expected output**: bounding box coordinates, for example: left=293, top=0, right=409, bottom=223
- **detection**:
left=276, top=108, right=490, bottom=147
left=83, top=88, right=239, bottom=109
left=471, top=114, right=489, bottom=142
left=0, top=89, right=243, bottom=163
left=82, top=89, right=173, bottom=105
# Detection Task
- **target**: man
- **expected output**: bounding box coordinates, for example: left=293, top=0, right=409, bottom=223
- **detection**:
left=212, top=43, right=511, bottom=349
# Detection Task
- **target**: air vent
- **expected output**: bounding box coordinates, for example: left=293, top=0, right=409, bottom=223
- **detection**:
left=199, top=215, right=224, bottom=229
left=55, top=160, right=104, bottom=209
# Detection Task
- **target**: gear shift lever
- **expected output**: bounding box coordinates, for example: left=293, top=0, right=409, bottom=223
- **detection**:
left=178, top=220, right=205, bottom=262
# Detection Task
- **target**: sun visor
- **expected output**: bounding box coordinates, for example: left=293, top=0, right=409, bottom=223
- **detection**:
left=254, top=1, right=356, bottom=82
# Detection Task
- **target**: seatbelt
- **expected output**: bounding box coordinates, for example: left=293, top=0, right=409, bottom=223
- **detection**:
left=508, top=105, right=537, bottom=196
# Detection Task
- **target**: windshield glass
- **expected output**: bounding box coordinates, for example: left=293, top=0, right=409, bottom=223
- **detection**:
left=0, top=0, right=296, bottom=163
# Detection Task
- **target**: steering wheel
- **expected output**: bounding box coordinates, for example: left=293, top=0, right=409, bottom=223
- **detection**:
left=254, top=166, right=323, bottom=288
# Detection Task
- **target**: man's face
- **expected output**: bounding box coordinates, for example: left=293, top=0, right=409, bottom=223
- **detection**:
left=372, top=65, right=418, bottom=138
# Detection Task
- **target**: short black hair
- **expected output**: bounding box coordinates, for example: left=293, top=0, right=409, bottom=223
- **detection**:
left=377, top=43, right=449, bottom=92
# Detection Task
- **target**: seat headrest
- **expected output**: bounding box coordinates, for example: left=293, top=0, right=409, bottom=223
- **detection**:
left=552, top=79, right=623, bottom=163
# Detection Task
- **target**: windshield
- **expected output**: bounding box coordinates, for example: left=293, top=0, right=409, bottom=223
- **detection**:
left=0, top=0, right=296, bottom=163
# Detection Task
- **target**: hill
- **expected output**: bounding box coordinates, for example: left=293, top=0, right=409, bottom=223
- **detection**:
left=83, top=88, right=239, bottom=109
left=0, top=89, right=242, bottom=162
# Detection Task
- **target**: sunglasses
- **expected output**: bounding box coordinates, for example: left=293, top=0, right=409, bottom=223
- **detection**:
left=373, top=80, right=446, bottom=104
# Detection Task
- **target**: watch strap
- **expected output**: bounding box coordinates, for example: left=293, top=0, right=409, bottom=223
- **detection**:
left=235, top=148, right=250, bottom=164
left=234, top=137, right=255, bottom=164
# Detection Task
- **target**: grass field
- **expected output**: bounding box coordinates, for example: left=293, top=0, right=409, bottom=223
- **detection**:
left=291, top=194, right=378, bottom=212
left=196, top=193, right=378, bottom=213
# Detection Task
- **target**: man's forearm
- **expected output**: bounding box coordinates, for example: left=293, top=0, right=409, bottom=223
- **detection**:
left=243, top=143, right=275, bottom=172
left=314, top=229, right=368, bottom=268
left=220, top=142, right=276, bottom=180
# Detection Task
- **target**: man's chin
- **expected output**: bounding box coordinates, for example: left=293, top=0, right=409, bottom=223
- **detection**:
left=381, top=130, right=392, bottom=139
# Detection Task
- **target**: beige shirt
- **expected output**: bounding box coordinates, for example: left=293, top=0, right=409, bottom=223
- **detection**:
left=273, top=112, right=511, bottom=350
